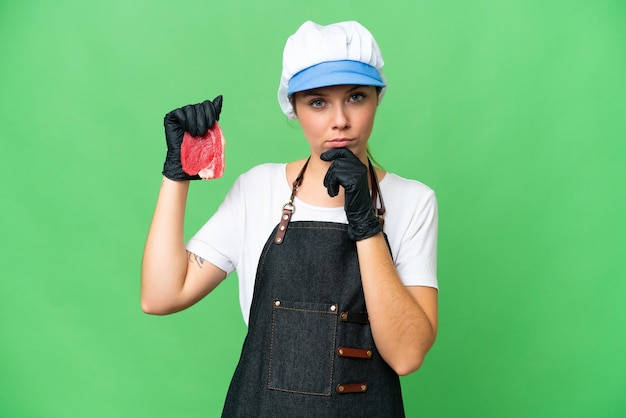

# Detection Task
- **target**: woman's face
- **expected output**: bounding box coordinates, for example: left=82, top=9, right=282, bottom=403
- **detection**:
left=293, top=84, right=378, bottom=161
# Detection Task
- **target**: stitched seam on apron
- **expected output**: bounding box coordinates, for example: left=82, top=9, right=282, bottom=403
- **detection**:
left=289, top=225, right=347, bottom=232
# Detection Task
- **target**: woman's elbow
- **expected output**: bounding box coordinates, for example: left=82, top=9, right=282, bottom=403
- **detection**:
left=141, top=300, right=167, bottom=315
left=390, top=355, right=425, bottom=377
left=386, top=339, right=436, bottom=376
left=140, top=293, right=179, bottom=316
left=142, top=301, right=161, bottom=315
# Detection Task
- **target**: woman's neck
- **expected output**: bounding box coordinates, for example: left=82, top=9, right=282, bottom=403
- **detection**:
left=286, top=157, right=343, bottom=208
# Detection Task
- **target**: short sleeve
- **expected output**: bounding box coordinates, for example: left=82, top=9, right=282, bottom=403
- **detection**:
left=185, top=177, right=245, bottom=275
left=393, top=189, right=439, bottom=289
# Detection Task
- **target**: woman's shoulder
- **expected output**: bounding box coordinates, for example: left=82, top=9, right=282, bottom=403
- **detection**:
left=237, top=162, right=287, bottom=185
left=227, top=163, right=290, bottom=207
left=241, top=162, right=286, bottom=175
left=381, top=171, right=435, bottom=198
left=380, top=172, right=437, bottom=227
left=238, top=159, right=309, bottom=186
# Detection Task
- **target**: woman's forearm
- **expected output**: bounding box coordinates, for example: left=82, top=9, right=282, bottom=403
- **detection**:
left=357, top=233, right=438, bottom=376
left=141, top=177, right=191, bottom=314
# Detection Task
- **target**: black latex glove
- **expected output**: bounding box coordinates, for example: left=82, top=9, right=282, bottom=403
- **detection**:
left=320, top=148, right=382, bottom=241
left=162, top=95, right=223, bottom=180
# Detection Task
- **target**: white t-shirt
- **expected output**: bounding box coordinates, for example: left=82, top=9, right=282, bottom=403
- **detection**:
left=187, top=163, right=438, bottom=325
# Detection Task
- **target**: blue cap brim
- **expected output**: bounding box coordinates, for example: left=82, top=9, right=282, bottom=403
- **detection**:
left=288, top=60, right=385, bottom=95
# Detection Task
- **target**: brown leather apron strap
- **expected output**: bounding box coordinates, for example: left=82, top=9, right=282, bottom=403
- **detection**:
left=369, top=160, right=386, bottom=226
left=337, top=346, right=373, bottom=359
left=274, top=158, right=309, bottom=244
left=274, top=205, right=293, bottom=244
left=336, top=383, right=368, bottom=394
left=340, top=311, right=369, bottom=324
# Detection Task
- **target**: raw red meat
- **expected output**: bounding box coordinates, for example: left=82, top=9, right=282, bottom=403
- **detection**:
left=181, top=122, right=225, bottom=179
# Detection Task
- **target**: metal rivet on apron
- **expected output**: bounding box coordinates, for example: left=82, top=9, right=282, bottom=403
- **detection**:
left=330, top=305, right=337, bottom=312
left=282, top=214, right=289, bottom=220
left=337, top=385, right=345, bottom=393
left=340, top=312, right=347, bottom=321
left=279, top=225, right=285, bottom=231
left=367, top=350, right=372, bottom=358
left=361, top=384, right=367, bottom=392
left=338, top=348, right=344, bottom=355
left=274, top=237, right=282, bottom=244
left=274, top=300, right=281, bottom=307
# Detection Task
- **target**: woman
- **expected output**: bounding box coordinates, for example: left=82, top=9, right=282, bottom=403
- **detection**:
left=142, top=20, right=438, bottom=417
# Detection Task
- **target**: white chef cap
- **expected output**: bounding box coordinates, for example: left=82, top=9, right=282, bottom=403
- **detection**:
left=278, top=21, right=387, bottom=119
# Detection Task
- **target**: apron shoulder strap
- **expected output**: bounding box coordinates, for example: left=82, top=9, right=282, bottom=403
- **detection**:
left=369, top=160, right=386, bottom=226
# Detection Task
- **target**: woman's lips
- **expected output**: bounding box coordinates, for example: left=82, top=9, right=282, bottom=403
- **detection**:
left=327, top=138, right=353, bottom=148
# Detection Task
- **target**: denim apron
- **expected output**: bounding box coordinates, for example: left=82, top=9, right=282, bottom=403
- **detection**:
left=222, top=160, right=405, bottom=417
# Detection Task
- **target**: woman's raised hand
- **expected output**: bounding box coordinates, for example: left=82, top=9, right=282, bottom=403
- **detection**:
left=162, top=96, right=223, bottom=180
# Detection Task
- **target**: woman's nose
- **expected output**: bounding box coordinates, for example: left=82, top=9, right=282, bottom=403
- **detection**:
left=332, top=105, right=350, bottom=129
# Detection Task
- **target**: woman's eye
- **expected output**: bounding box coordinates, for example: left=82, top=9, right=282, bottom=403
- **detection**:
left=309, top=99, right=325, bottom=108
left=350, top=93, right=365, bottom=102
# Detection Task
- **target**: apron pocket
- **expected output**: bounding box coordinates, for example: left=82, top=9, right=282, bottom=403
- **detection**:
left=268, top=299, right=338, bottom=396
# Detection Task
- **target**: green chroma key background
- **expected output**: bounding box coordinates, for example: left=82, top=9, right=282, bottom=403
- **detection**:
left=1, top=0, right=624, bottom=416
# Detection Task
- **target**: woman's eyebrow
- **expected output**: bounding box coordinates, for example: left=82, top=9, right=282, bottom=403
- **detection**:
left=301, top=85, right=362, bottom=97
left=301, top=90, right=327, bottom=97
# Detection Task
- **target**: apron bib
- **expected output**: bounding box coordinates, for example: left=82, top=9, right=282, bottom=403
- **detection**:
left=222, top=161, right=404, bottom=417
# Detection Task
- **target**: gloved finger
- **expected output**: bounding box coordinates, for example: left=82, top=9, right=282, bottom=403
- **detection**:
left=196, top=103, right=208, bottom=136
left=323, top=163, right=341, bottom=197
left=164, top=107, right=185, bottom=128
left=201, top=100, right=216, bottom=129
left=212, top=95, right=223, bottom=121
left=183, top=105, right=199, bottom=136
left=320, top=148, right=346, bottom=162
